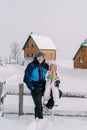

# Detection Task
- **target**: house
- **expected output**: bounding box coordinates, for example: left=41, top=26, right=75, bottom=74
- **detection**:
left=22, top=33, right=57, bottom=61
left=73, top=38, right=87, bottom=68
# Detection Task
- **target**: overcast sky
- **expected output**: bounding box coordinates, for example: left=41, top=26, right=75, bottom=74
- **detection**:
left=0, top=0, right=87, bottom=60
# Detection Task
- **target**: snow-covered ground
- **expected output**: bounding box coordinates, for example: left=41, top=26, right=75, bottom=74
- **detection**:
left=0, top=60, right=87, bottom=130
left=0, top=114, right=87, bottom=130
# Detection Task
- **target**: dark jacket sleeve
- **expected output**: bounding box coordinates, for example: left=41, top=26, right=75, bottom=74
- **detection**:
left=23, top=63, right=34, bottom=91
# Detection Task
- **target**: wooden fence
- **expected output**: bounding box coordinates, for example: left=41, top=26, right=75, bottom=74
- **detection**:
left=0, top=82, right=3, bottom=108
left=18, top=83, right=87, bottom=116
left=0, top=82, right=87, bottom=116
left=19, top=83, right=24, bottom=115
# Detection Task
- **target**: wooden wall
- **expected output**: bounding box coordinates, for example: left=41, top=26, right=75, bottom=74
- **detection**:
left=40, top=49, right=56, bottom=61
left=24, top=38, right=39, bottom=60
left=74, top=46, right=87, bottom=68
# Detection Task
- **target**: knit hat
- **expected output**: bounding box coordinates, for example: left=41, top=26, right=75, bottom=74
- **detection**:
left=36, top=52, right=45, bottom=58
left=49, top=63, right=57, bottom=70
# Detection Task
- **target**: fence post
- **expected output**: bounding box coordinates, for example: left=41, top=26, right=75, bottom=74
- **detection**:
left=0, top=82, right=3, bottom=109
left=19, top=83, right=24, bottom=116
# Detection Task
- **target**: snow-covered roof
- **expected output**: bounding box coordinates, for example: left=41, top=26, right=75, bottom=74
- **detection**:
left=73, top=38, right=87, bottom=60
left=23, top=34, right=56, bottom=50
left=84, top=38, right=87, bottom=43
left=82, top=38, right=87, bottom=46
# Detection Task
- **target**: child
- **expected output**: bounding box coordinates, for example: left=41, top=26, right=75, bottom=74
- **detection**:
left=43, top=63, right=60, bottom=108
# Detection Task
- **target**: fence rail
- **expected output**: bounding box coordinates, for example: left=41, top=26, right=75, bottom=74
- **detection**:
left=0, top=82, right=87, bottom=116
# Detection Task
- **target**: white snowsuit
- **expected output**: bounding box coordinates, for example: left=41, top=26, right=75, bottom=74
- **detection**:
left=44, top=71, right=59, bottom=106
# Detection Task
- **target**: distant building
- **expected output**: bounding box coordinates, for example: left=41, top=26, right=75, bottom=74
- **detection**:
left=73, top=38, right=87, bottom=68
left=22, top=33, right=57, bottom=61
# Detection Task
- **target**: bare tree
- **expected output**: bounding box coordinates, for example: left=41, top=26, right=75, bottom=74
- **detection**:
left=0, top=57, right=3, bottom=65
left=10, top=42, right=22, bottom=64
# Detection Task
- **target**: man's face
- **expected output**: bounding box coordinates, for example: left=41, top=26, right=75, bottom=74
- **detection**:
left=37, top=56, right=44, bottom=64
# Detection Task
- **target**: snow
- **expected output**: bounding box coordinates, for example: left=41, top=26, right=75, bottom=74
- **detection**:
left=31, top=34, right=57, bottom=50
left=0, top=60, right=87, bottom=130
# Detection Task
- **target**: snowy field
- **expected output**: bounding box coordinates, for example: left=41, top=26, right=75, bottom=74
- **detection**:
left=0, top=114, right=87, bottom=130
left=0, top=60, right=87, bottom=130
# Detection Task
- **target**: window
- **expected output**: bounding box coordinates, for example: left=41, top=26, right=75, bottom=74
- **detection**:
left=31, top=44, right=34, bottom=48
left=29, top=53, right=33, bottom=57
left=33, top=53, right=35, bottom=57
left=27, top=53, right=29, bottom=57
left=27, top=45, right=29, bottom=48
left=31, top=53, right=33, bottom=57
left=79, top=57, right=84, bottom=63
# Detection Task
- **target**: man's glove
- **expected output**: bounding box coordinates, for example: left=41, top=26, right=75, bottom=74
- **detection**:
left=55, top=80, right=60, bottom=88
left=30, top=86, right=34, bottom=91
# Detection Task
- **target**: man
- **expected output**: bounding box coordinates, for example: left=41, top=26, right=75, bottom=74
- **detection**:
left=23, top=52, right=49, bottom=119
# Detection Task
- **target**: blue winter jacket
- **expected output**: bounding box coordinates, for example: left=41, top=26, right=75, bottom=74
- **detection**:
left=23, top=58, right=49, bottom=91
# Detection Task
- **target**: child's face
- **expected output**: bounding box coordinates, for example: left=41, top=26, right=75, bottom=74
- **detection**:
left=50, top=67, right=56, bottom=73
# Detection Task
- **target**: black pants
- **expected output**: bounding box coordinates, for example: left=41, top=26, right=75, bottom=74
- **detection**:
left=31, top=90, right=43, bottom=119
left=46, top=90, right=54, bottom=109
left=46, top=89, right=62, bottom=108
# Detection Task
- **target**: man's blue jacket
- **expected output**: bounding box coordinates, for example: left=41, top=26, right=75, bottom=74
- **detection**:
left=23, top=58, right=49, bottom=91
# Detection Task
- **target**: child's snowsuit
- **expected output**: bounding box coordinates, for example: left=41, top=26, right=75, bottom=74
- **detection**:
left=44, top=71, right=59, bottom=106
